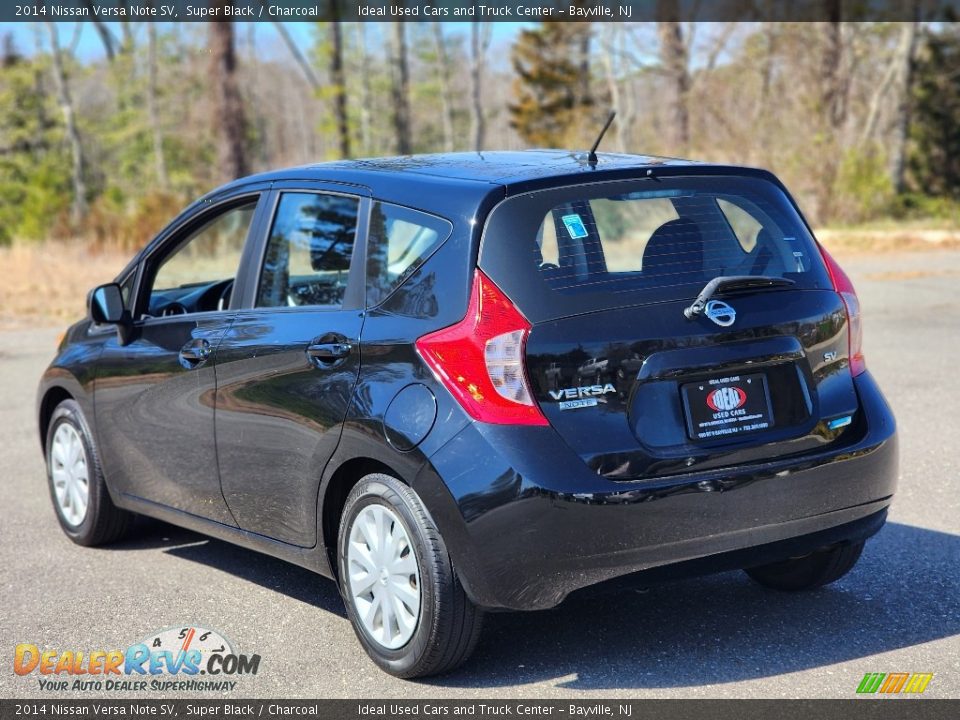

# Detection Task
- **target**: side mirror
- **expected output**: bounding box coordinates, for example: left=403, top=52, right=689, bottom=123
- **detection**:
left=89, top=283, right=126, bottom=324
left=90, top=283, right=135, bottom=345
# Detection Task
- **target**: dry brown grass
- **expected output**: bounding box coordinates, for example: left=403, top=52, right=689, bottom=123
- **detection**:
left=816, top=227, right=960, bottom=256
left=0, top=243, right=130, bottom=329
left=864, top=268, right=960, bottom=281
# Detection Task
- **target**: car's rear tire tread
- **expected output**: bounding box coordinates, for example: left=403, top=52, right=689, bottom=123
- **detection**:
left=412, top=494, right=484, bottom=677
left=338, top=474, right=483, bottom=679
left=744, top=540, right=865, bottom=591
left=430, top=565, right=484, bottom=677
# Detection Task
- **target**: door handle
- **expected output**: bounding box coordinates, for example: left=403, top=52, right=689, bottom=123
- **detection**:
left=179, top=338, right=211, bottom=369
left=306, top=342, right=352, bottom=367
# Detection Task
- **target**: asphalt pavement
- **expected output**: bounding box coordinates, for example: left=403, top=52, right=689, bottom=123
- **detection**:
left=1, top=249, right=958, bottom=699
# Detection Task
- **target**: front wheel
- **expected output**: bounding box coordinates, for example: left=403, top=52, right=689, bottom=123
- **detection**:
left=45, top=399, right=133, bottom=546
left=337, top=473, right=483, bottom=678
left=744, top=540, right=865, bottom=591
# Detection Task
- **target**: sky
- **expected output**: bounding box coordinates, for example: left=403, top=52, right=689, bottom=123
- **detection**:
left=0, top=21, right=529, bottom=62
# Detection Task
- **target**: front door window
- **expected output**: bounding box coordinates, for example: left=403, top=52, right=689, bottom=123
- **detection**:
left=143, top=201, right=257, bottom=318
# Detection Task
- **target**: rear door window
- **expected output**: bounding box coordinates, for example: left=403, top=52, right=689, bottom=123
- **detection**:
left=480, top=175, right=832, bottom=321
left=256, top=192, right=360, bottom=309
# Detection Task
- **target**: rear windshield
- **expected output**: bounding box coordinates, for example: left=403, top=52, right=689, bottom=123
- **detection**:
left=479, top=175, right=833, bottom=321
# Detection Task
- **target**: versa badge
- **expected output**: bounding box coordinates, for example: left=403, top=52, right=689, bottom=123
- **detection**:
left=549, top=383, right=616, bottom=411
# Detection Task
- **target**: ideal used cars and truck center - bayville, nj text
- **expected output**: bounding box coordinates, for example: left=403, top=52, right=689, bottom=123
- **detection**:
left=22, top=4, right=624, bottom=19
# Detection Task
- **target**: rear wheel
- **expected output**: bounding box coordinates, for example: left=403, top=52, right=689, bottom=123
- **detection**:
left=744, top=540, right=865, bottom=591
left=337, top=473, right=483, bottom=678
left=45, top=399, right=133, bottom=546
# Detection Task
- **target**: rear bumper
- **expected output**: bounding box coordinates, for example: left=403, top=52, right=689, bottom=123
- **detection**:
left=415, top=371, right=897, bottom=611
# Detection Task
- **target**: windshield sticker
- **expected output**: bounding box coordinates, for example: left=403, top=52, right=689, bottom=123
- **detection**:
left=561, top=214, right=589, bottom=240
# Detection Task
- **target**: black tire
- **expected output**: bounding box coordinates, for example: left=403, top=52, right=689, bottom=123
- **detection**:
left=45, top=399, right=133, bottom=546
left=337, top=473, right=483, bottom=678
left=744, top=540, right=865, bottom=591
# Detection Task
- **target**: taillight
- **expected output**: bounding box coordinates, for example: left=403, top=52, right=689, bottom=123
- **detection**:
left=416, top=270, right=548, bottom=426
left=818, top=243, right=866, bottom=376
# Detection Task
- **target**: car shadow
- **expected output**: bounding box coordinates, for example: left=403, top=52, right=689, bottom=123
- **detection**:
left=108, top=517, right=347, bottom=619
left=103, top=520, right=958, bottom=688
left=427, top=521, right=960, bottom=689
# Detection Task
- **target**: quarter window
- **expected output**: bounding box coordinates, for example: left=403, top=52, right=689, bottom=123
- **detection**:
left=365, top=201, right=451, bottom=306
left=257, top=192, right=360, bottom=309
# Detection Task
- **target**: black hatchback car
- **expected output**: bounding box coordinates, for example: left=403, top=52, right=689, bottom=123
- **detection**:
left=38, top=151, right=897, bottom=678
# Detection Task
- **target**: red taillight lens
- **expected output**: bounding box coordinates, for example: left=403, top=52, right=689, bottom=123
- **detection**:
left=415, top=270, right=548, bottom=426
left=818, top=243, right=866, bottom=376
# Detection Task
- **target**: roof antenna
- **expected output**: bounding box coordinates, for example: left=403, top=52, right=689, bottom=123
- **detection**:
left=587, top=111, right=617, bottom=167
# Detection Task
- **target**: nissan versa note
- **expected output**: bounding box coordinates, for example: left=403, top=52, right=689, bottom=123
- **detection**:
left=38, top=151, right=897, bottom=678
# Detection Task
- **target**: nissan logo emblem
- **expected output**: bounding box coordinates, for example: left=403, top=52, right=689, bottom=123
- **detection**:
left=705, top=300, right=737, bottom=327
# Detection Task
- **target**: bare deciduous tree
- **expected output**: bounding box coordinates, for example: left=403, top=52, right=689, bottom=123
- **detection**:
left=356, top=24, right=373, bottom=155
left=889, top=21, right=920, bottom=193
left=757, top=22, right=777, bottom=117
left=820, top=9, right=849, bottom=131
left=600, top=24, right=630, bottom=152
left=432, top=23, right=455, bottom=153
left=817, top=5, right=853, bottom=219
left=272, top=20, right=321, bottom=88
left=657, top=19, right=691, bottom=153
left=118, top=21, right=135, bottom=55
left=390, top=20, right=412, bottom=155
left=469, top=23, right=492, bottom=151
left=82, top=1, right=117, bottom=61
left=577, top=22, right=592, bottom=109
left=147, top=19, right=168, bottom=188
left=209, top=13, right=248, bottom=181
left=329, top=18, right=350, bottom=159
left=244, top=24, right=271, bottom=168
left=271, top=17, right=348, bottom=159
left=45, top=22, right=87, bottom=222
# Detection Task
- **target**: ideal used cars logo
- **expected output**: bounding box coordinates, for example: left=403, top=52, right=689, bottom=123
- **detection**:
left=706, top=386, right=747, bottom=412
left=13, top=625, right=260, bottom=693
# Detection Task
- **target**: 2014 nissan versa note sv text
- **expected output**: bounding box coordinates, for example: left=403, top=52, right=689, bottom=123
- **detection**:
left=37, top=151, right=898, bottom=678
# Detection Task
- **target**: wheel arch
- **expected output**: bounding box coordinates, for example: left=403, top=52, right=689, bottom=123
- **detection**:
left=320, top=456, right=408, bottom=580
left=38, top=385, right=75, bottom=451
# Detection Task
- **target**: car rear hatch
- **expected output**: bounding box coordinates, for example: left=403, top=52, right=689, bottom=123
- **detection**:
left=476, top=172, right=865, bottom=480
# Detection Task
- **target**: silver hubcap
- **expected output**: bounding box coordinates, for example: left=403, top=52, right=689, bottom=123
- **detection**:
left=346, top=503, right=421, bottom=650
left=50, top=423, right=89, bottom=527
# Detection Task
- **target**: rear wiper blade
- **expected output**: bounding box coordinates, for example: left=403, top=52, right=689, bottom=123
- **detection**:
left=683, top=275, right=795, bottom=319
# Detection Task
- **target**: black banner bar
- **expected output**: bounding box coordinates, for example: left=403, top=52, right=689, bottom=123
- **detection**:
left=2, top=0, right=958, bottom=24
left=2, top=699, right=959, bottom=720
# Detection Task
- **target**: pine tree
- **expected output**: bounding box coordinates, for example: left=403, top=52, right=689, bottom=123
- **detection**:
left=509, top=22, right=596, bottom=147
left=0, top=37, right=71, bottom=243
left=910, top=27, right=960, bottom=197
